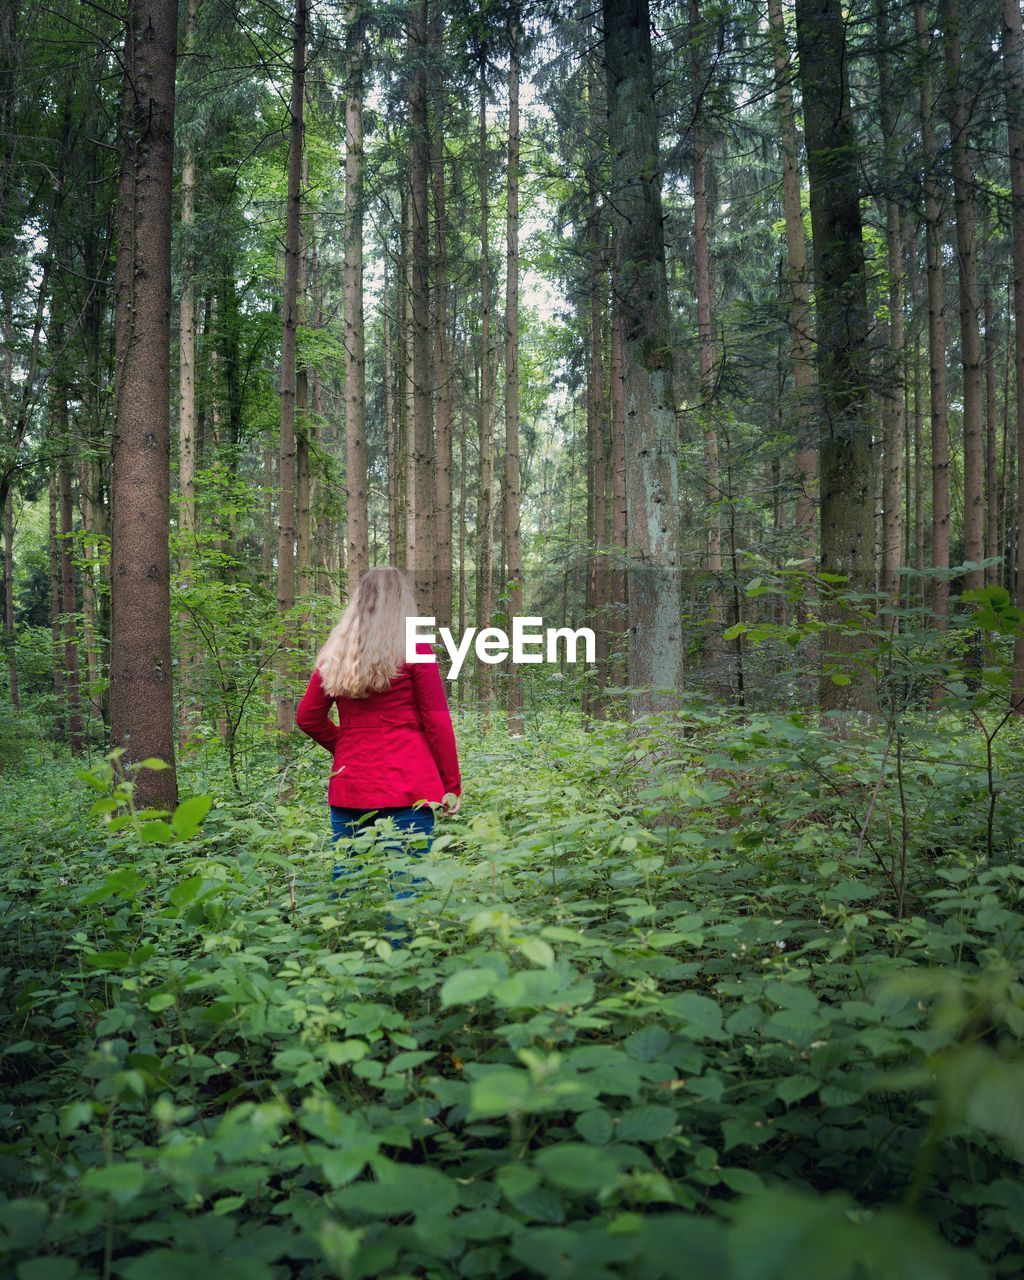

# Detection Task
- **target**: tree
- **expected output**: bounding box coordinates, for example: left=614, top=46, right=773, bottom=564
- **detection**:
left=504, top=8, right=524, bottom=734
left=794, top=0, right=874, bottom=712
left=109, top=0, right=179, bottom=805
left=276, top=0, right=307, bottom=733
left=603, top=0, right=685, bottom=716
left=1000, top=0, right=1024, bottom=708
left=344, top=1, right=369, bottom=586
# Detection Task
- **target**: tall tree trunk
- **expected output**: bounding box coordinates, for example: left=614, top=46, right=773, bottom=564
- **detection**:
left=985, top=288, right=1000, bottom=587
left=505, top=12, right=524, bottom=734
left=940, top=0, right=984, bottom=594
left=477, top=51, right=495, bottom=708
left=177, top=0, right=198, bottom=747
left=584, top=44, right=607, bottom=719
left=408, top=0, right=433, bottom=604
left=383, top=259, right=400, bottom=566
left=276, top=0, right=306, bottom=733
left=1000, top=0, right=1024, bottom=707
left=608, top=253, right=628, bottom=694
left=603, top=0, right=685, bottom=716
left=688, top=0, right=723, bottom=657
left=910, top=241, right=926, bottom=592
left=296, top=153, right=312, bottom=600
left=876, top=0, right=906, bottom=612
left=431, top=22, right=453, bottom=632
left=344, top=2, right=369, bottom=586
left=767, top=0, right=816, bottom=559
left=794, top=0, right=875, bottom=714
left=110, top=0, right=178, bottom=804
left=59, top=457, right=84, bottom=752
left=2, top=488, right=16, bottom=708
left=49, top=477, right=64, bottom=709
left=916, top=1, right=951, bottom=626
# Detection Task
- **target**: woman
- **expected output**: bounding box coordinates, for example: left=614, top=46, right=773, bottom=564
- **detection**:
left=295, top=566, right=461, bottom=874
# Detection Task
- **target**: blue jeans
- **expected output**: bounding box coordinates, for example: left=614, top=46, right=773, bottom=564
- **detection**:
left=329, top=805, right=434, bottom=903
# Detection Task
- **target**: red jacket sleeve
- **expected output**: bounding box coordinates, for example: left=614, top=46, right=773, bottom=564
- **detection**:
left=295, top=667, right=342, bottom=752
left=411, top=644, right=461, bottom=795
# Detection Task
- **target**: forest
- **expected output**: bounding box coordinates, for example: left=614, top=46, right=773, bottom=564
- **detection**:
left=2, top=0, right=1024, bottom=1274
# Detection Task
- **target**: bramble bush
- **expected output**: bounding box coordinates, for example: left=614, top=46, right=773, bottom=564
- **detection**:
left=1, top=694, right=1022, bottom=1279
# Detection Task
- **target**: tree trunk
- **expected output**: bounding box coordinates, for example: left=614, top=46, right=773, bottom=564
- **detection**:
left=603, top=0, right=685, bottom=716
left=940, top=0, right=984, bottom=594
left=584, top=49, right=607, bottom=720
left=383, top=259, right=400, bottom=566
left=505, top=12, right=524, bottom=734
left=915, top=2, right=951, bottom=626
left=431, top=57, right=454, bottom=632
left=1000, top=0, right=1024, bottom=707
left=344, top=1, right=368, bottom=586
left=767, top=0, right=816, bottom=560
left=59, top=457, right=84, bottom=752
left=794, top=0, right=875, bottom=714
left=876, top=0, right=906, bottom=612
left=110, top=0, right=178, bottom=804
left=477, top=51, right=495, bottom=709
left=276, top=0, right=306, bottom=732
left=296, top=154, right=312, bottom=600
left=3, top=488, right=16, bottom=708
left=985, top=288, right=1000, bottom=587
left=408, top=0, right=433, bottom=605
left=49, top=477, right=64, bottom=709
left=689, top=0, right=723, bottom=656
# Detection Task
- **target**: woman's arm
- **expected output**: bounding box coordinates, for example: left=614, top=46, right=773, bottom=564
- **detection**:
left=295, top=667, right=342, bottom=752
left=411, top=645, right=461, bottom=795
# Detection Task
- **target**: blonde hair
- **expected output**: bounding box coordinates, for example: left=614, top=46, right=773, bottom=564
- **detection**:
left=316, top=567, right=419, bottom=699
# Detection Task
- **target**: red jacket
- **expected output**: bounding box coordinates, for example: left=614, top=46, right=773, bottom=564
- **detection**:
left=295, top=643, right=461, bottom=809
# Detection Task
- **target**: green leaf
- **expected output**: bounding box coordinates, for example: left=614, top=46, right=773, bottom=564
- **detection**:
left=440, top=968, right=497, bottom=1007
left=17, top=1260, right=80, bottom=1280
left=171, top=794, right=212, bottom=838
left=534, top=1143, right=619, bottom=1194
left=81, top=1162, right=148, bottom=1204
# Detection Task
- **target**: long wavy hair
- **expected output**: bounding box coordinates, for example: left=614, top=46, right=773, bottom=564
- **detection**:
left=316, top=566, right=419, bottom=699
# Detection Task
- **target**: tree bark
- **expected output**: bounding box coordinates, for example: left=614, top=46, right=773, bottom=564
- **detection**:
left=603, top=0, right=685, bottom=716
left=431, top=40, right=453, bottom=632
left=477, top=51, right=495, bottom=708
left=940, top=0, right=984, bottom=594
left=767, top=0, right=816, bottom=558
left=344, top=1, right=369, bottom=586
left=794, top=0, right=875, bottom=714
left=110, top=0, right=178, bottom=804
left=915, top=1, right=951, bottom=626
left=688, top=0, right=723, bottom=655
left=1000, top=0, right=1024, bottom=707
left=876, top=0, right=906, bottom=612
left=985, top=288, right=1000, bottom=587
left=505, top=11, right=524, bottom=734
left=2, top=488, right=16, bottom=708
left=276, top=0, right=306, bottom=732
left=408, top=0, right=433, bottom=604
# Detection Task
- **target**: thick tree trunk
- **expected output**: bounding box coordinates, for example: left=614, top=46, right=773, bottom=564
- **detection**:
left=608, top=257, right=628, bottom=693
left=344, top=2, right=369, bottom=586
left=1000, top=0, right=1024, bottom=707
left=876, top=0, right=906, bottom=611
left=505, top=13, right=524, bottom=734
left=58, top=458, right=84, bottom=752
left=915, top=2, right=951, bottom=626
left=794, top=0, right=875, bottom=714
left=603, top=0, right=685, bottom=716
left=276, top=0, right=306, bottom=732
left=767, top=0, right=816, bottom=558
left=110, top=0, right=178, bottom=804
left=296, top=159, right=312, bottom=601
left=178, top=0, right=198, bottom=559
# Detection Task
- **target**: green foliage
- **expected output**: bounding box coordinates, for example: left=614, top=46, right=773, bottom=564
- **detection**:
left=1, top=706, right=1021, bottom=1277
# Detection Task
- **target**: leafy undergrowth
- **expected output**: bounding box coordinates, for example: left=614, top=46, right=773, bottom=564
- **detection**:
left=1, top=709, right=1022, bottom=1279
